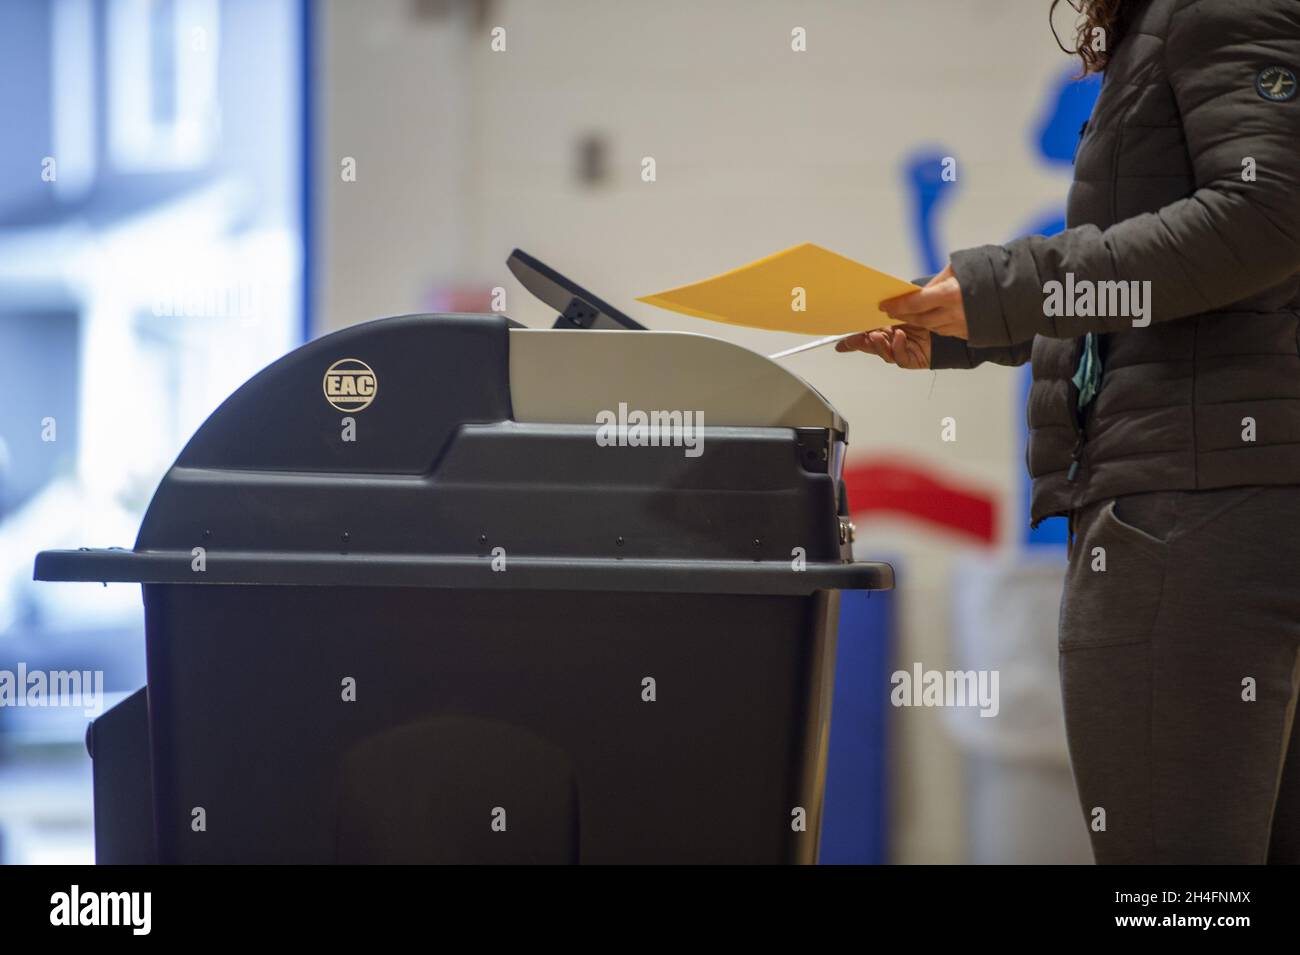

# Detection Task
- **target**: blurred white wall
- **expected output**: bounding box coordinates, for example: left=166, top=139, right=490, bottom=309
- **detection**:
left=318, top=0, right=1086, bottom=862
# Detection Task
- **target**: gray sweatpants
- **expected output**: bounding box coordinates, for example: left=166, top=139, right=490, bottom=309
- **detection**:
left=1059, top=485, right=1300, bottom=864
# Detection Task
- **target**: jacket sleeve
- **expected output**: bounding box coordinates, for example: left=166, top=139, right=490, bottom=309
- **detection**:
left=949, top=0, right=1300, bottom=349
left=929, top=334, right=1033, bottom=369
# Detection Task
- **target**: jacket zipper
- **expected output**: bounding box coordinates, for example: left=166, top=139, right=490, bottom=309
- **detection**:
left=1066, top=119, right=1091, bottom=481
left=1067, top=433, right=1085, bottom=481
left=1067, top=336, right=1086, bottom=482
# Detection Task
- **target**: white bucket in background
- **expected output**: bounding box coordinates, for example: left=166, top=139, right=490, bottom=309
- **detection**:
left=946, top=553, right=1094, bottom=864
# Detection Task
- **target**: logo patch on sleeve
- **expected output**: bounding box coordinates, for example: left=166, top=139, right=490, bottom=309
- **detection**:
left=1256, top=66, right=1297, bottom=102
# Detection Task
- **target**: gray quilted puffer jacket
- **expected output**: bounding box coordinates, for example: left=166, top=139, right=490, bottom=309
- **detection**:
left=931, top=0, right=1300, bottom=526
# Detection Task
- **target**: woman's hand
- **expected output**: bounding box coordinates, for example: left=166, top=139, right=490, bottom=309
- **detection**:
left=835, top=324, right=932, bottom=369
left=878, top=263, right=968, bottom=340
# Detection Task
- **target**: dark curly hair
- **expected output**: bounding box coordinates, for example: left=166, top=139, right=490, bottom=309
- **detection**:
left=1051, top=0, right=1131, bottom=73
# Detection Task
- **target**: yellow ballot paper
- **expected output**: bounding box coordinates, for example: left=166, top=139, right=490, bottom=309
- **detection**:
left=636, top=242, right=920, bottom=336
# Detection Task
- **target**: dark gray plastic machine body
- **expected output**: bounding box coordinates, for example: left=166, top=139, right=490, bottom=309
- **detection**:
left=35, top=311, right=892, bottom=864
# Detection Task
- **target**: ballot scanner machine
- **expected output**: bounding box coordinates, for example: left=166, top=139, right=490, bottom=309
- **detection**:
left=34, top=252, right=893, bottom=863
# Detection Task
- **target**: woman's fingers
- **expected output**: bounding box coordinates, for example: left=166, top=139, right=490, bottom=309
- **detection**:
left=880, top=283, right=957, bottom=319
left=903, top=333, right=929, bottom=369
left=889, top=328, right=913, bottom=366
left=894, top=306, right=966, bottom=339
left=880, top=263, right=968, bottom=340
left=896, top=306, right=950, bottom=329
left=868, top=330, right=898, bottom=363
left=836, top=326, right=936, bottom=367
left=887, top=327, right=932, bottom=369
left=837, top=330, right=897, bottom=363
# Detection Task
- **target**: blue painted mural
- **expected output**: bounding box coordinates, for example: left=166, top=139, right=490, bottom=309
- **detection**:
left=903, top=68, right=1102, bottom=546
